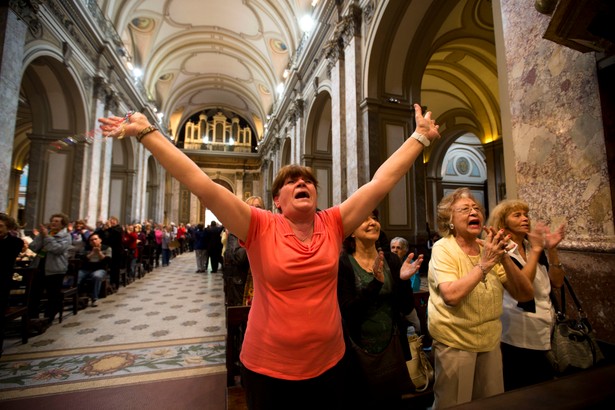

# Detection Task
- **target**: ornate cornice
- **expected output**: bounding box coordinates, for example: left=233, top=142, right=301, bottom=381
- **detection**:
left=323, top=36, right=344, bottom=76
left=363, top=1, right=375, bottom=26
left=46, top=0, right=97, bottom=60
left=340, top=4, right=362, bottom=46
left=287, top=98, right=304, bottom=126
left=9, top=0, right=42, bottom=37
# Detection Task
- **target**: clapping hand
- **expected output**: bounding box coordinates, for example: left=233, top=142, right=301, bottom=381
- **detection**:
left=544, top=223, right=565, bottom=249
left=371, top=250, right=385, bottom=283
left=480, top=226, right=511, bottom=265
left=400, top=252, right=424, bottom=280
left=527, top=221, right=547, bottom=252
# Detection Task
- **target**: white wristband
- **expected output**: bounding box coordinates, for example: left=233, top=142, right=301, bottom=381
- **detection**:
left=410, top=131, right=430, bottom=147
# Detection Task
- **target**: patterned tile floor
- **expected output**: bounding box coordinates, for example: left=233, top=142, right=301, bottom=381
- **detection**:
left=0, top=252, right=227, bottom=400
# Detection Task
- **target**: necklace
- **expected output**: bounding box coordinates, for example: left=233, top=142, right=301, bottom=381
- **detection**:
left=294, top=226, right=314, bottom=242
left=354, top=254, right=377, bottom=273
left=461, top=245, right=488, bottom=284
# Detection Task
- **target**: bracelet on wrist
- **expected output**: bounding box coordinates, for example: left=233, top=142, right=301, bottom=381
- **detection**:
left=410, top=131, right=430, bottom=147
left=551, top=263, right=563, bottom=269
left=478, top=263, right=489, bottom=282
left=136, top=125, right=158, bottom=142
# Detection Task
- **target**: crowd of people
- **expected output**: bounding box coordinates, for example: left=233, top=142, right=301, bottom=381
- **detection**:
left=1, top=212, right=228, bottom=349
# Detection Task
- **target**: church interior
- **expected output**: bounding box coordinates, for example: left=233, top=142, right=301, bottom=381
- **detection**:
left=1, top=0, right=614, bottom=408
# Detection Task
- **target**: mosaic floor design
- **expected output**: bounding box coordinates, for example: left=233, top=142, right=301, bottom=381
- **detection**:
left=0, top=337, right=226, bottom=399
left=0, top=253, right=227, bottom=400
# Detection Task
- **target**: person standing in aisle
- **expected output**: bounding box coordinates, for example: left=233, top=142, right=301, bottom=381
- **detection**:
left=29, top=213, right=72, bottom=326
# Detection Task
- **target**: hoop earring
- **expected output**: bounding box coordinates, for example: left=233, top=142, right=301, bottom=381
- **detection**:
left=449, top=224, right=454, bottom=230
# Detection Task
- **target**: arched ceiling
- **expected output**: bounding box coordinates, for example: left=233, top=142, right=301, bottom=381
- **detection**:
left=422, top=0, right=500, bottom=142
left=98, top=0, right=316, bottom=140
left=373, top=0, right=499, bottom=144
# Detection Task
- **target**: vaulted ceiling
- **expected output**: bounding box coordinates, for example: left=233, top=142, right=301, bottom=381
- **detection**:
left=98, top=0, right=316, bottom=141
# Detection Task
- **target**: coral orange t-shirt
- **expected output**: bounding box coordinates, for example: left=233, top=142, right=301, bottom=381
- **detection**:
left=239, top=206, right=345, bottom=380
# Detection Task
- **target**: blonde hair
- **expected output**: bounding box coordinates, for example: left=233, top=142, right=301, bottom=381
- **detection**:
left=245, top=196, right=264, bottom=209
left=486, top=199, right=530, bottom=231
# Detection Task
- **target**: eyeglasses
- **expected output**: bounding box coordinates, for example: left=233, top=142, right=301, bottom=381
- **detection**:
left=454, top=206, right=482, bottom=215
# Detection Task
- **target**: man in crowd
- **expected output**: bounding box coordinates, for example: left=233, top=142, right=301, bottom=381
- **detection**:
left=390, top=236, right=423, bottom=334
left=78, top=233, right=112, bottom=307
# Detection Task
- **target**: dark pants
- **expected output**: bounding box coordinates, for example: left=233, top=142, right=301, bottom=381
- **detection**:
left=155, top=244, right=162, bottom=267
left=501, top=342, right=554, bottom=391
left=240, top=359, right=347, bottom=410
left=209, top=249, right=221, bottom=273
left=43, top=273, right=65, bottom=324
left=162, top=248, right=171, bottom=266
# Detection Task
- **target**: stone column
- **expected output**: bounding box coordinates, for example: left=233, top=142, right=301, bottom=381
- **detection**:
left=495, top=0, right=612, bottom=240
left=235, top=171, right=244, bottom=200
left=325, top=37, right=346, bottom=203
left=494, top=0, right=615, bottom=340
left=7, top=168, right=23, bottom=219
left=483, top=139, right=504, bottom=208
left=24, top=134, right=50, bottom=228
left=288, top=98, right=304, bottom=165
left=342, top=5, right=365, bottom=194
left=0, top=7, right=28, bottom=211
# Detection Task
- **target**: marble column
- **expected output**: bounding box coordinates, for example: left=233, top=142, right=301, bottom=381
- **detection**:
left=483, top=139, right=504, bottom=208
left=342, top=5, right=366, bottom=194
left=495, top=0, right=615, bottom=341
left=235, top=171, right=244, bottom=200
left=6, top=168, right=23, bottom=219
left=0, top=8, right=27, bottom=211
left=326, top=39, right=346, bottom=203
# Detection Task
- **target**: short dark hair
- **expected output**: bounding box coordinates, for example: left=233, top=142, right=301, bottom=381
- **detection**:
left=50, top=213, right=70, bottom=228
left=0, top=213, right=18, bottom=231
left=271, top=165, right=319, bottom=200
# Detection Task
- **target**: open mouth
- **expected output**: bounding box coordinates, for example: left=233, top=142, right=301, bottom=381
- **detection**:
left=468, top=220, right=481, bottom=228
left=295, top=191, right=310, bottom=199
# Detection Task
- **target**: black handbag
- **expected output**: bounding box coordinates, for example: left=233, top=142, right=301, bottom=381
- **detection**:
left=349, top=328, right=412, bottom=397
left=546, top=276, right=604, bottom=374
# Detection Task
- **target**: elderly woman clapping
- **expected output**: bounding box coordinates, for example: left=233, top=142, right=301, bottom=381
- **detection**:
left=427, top=188, right=539, bottom=409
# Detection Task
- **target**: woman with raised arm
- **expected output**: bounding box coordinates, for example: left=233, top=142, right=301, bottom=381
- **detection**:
left=99, top=104, right=440, bottom=409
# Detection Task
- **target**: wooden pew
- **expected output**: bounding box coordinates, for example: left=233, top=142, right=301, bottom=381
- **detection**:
left=226, top=305, right=250, bottom=386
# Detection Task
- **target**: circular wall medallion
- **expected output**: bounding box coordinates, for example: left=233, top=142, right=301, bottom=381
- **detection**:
left=456, top=157, right=470, bottom=175
left=269, top=38, right=288, bottom=54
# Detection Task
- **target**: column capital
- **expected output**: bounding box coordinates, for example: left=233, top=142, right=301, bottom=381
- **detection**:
left=340, top=4, right=362, bottom=45
left=9, top=0, right=42, bottom=37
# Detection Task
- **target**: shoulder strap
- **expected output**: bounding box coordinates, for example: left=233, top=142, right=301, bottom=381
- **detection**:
left=563, top=276, right=586, bottom=318
left=509, top=255, right=536, bottom=313
left=549, top=282, right=565, bottom=318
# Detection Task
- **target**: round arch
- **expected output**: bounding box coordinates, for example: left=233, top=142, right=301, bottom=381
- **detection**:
left=303, top=90, right=333, bottom=210
left=281, top=137, right=291, bottom=167
left=16, top=54, right=88, bottom=228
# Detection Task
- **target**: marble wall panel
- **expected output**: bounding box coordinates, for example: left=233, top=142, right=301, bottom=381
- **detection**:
left=500, top=0, right=614, bottom=247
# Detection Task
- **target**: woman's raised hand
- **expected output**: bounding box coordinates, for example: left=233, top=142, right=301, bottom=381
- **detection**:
left=413, top=104, right=441, bottom=142
left=527, top=222, right=548, bottom=252
left=99, top=112, right=152, bottom=139
left=544, top=223, right=566, bottom=249
left=400, top=252, right=424, bottom=280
